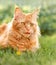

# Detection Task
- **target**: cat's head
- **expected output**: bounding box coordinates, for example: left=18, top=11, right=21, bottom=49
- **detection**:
left=12, top=6, right=40, bottom=38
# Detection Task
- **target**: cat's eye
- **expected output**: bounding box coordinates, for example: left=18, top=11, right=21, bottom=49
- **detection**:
left=29, top=23, right=35, bottom=27
left=30, top=23, right=34, bottom=26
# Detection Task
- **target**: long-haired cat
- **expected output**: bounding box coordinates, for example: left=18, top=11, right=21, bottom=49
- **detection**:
left=0, top=6, right=40, bottom=52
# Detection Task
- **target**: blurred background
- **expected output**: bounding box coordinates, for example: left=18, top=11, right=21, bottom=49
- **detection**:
left=0, top=0, right=56, bottom=65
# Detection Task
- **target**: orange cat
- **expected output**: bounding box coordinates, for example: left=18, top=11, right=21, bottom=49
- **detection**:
left=0, top=6, right=40, bottom=52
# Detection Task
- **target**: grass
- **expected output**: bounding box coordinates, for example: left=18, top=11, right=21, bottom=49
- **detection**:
left=0, top=34, right=56, bottom=65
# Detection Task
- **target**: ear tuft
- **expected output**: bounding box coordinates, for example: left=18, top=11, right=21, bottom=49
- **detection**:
left=14, top=5, right=22, bottom=16
left=14, top=5, right=24, bottom=20
left=31, top=8, right=40, bottom=22
left=32, top=7, right=40, bottom=17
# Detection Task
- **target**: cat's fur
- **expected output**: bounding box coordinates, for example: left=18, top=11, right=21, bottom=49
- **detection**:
left=0, top=6, right=40, bottom=52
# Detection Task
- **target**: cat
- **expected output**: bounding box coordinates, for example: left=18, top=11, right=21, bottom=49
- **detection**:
left=0, top=6, right=40, bottom=52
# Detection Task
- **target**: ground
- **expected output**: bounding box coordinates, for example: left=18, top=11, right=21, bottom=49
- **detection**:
left=0, top=34, right=56, bottom=65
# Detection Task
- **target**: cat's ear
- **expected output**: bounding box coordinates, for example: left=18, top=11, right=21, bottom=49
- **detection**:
left=31, top=8, right=40, bottom=21
left=26, top=8, right=40, bottom=23
left=14, top=6, right=25, bottom=21
left=14, top=6, right=22, bottom=17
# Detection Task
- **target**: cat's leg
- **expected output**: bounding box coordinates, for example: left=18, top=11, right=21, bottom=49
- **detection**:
left=0, top=23, right=7, bottom=35
left=0, top=36, right=8, bottom=48
left=0, top=31, right=8, bottom=48
left=29, top=35, right=40, bottom=52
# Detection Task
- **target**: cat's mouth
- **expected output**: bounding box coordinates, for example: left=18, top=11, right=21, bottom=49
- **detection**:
left=22, top=31, right=33, bottom=38
left=24, top=31, right=30, bottom=34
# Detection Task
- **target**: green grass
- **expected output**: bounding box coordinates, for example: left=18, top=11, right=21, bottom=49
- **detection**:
left=0, top=34, right=56, bottom=65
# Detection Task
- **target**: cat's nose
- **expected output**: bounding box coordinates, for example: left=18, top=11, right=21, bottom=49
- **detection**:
left=25, top=29, right=33, bottom=34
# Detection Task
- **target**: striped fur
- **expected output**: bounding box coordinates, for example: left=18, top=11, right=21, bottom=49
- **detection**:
left=0, top=6, right=40, bottom=52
